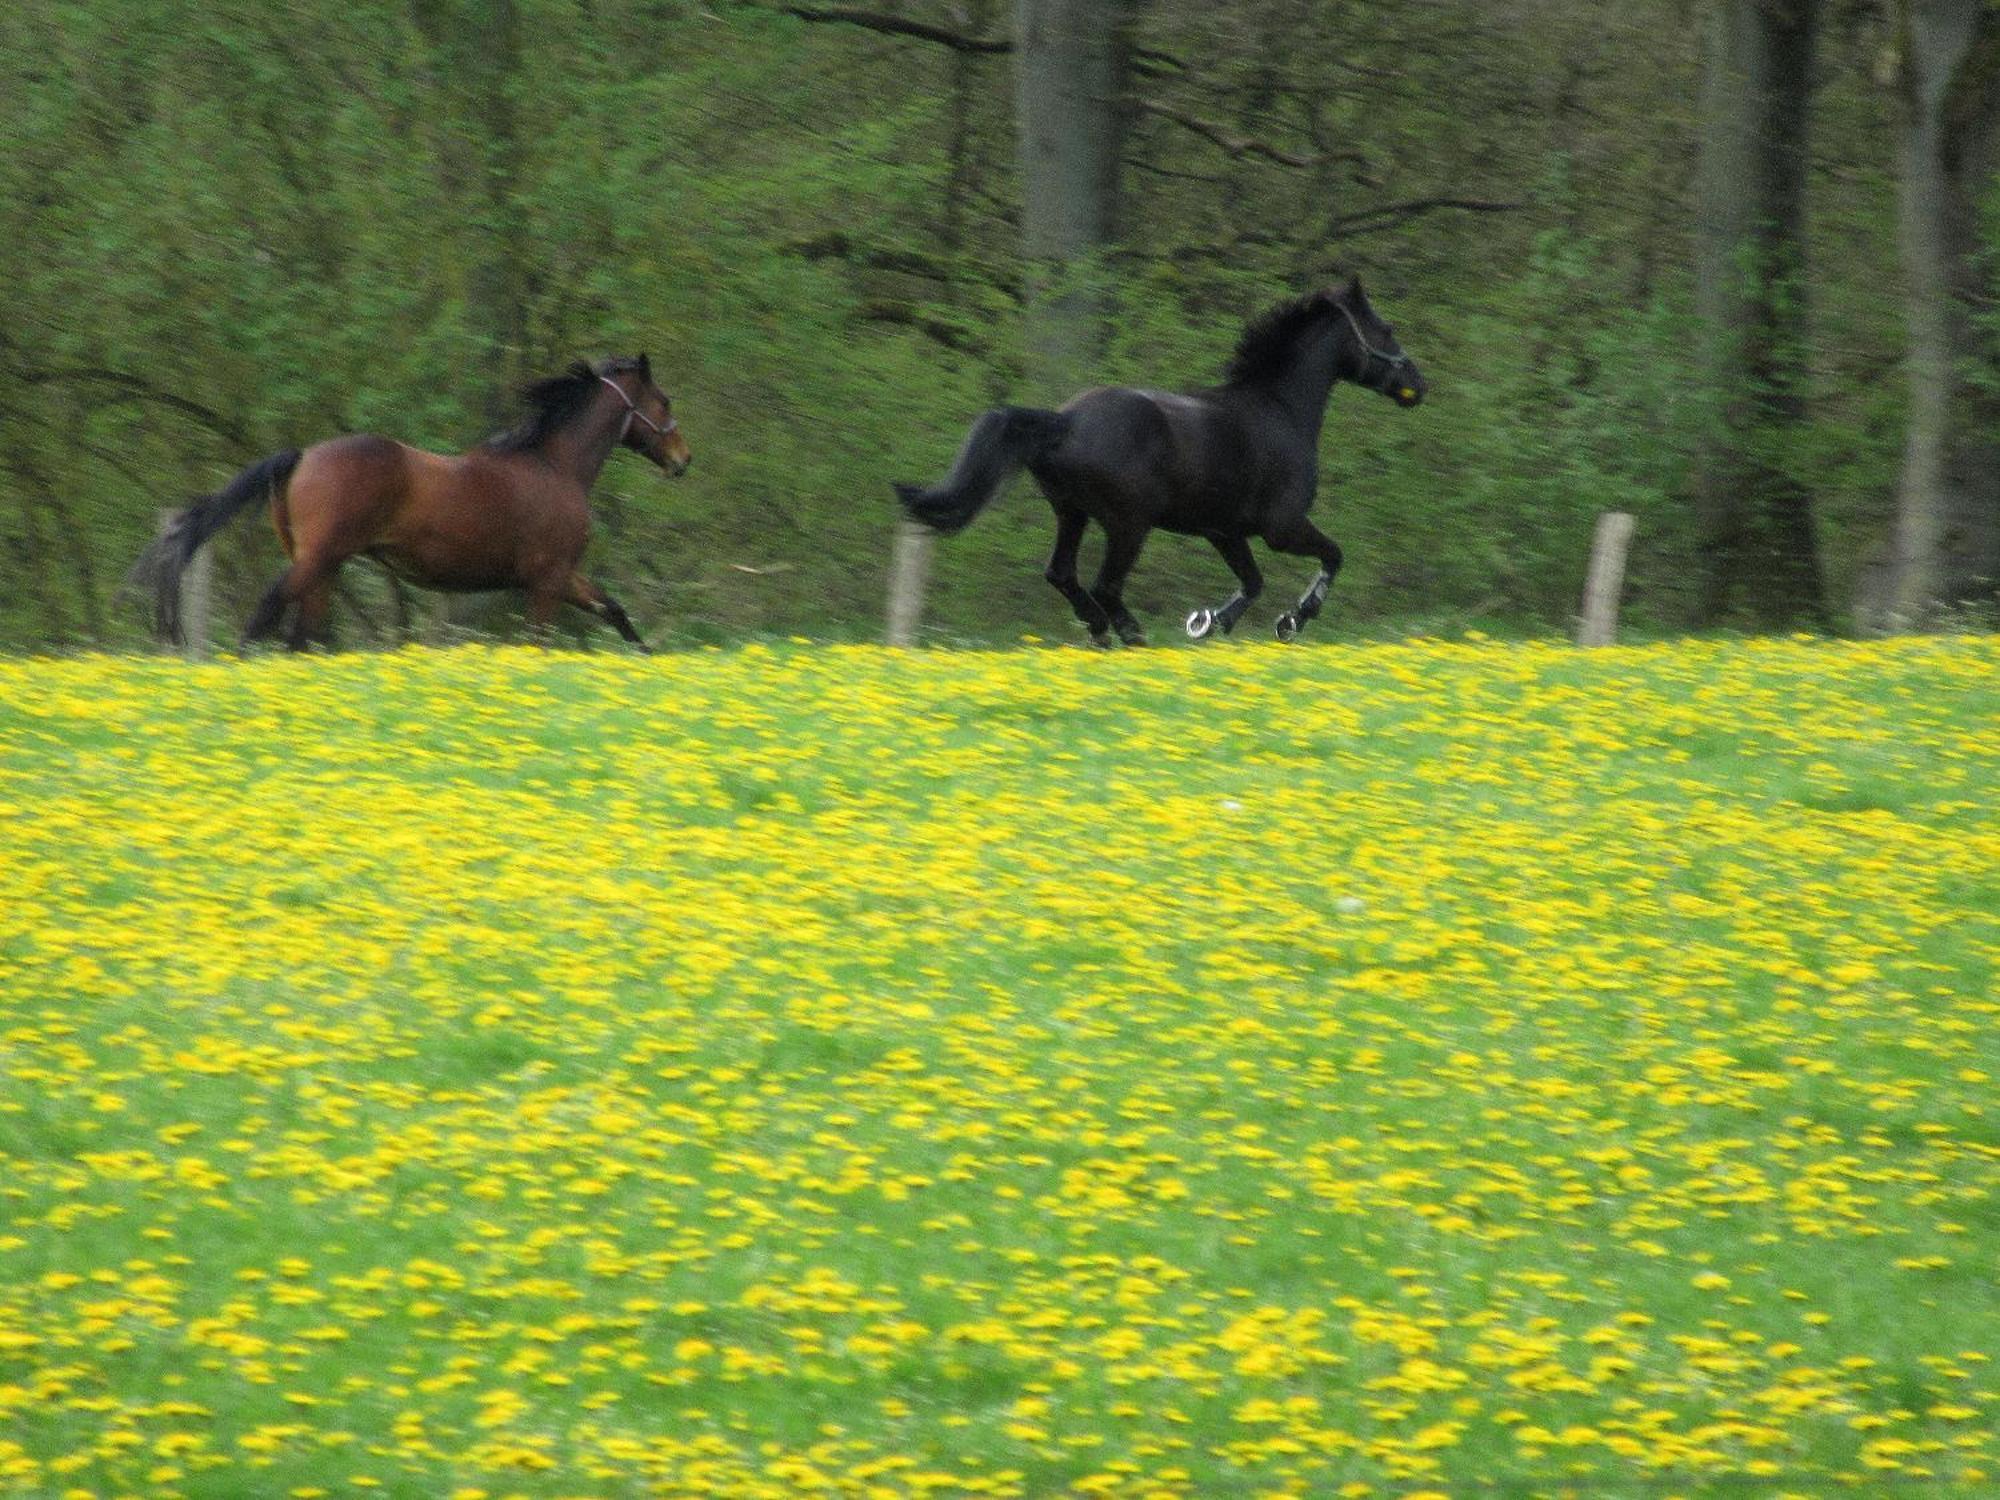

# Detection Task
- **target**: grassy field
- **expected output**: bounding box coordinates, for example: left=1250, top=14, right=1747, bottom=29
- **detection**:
left=0, top=637, right=1995, bottom=1499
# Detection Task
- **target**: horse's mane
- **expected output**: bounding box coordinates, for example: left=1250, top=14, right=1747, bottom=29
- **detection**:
left=484, top=356, right=641, bottom=453
left=1220, top=291, right=1341, bottom=388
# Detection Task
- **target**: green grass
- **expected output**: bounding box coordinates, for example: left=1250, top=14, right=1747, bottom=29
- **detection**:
left=0, top=636, right=1995, bottom=1498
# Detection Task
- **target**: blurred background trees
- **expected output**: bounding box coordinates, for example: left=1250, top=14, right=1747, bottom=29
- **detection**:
left=0, top=0, right=1993, bottom=650
left=1694, top=0, right=1826, bottom=630
left=1877, top=0, right=2000, bottom=627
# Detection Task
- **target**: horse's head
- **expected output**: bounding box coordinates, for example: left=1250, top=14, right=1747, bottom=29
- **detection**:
left=602, top=354, right=693, bottom=476
left=1331, top=277, right=1425, bottom=408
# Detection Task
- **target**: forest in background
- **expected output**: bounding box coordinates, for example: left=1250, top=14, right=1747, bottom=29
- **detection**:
left=0, top=0, right=1994, bottom=651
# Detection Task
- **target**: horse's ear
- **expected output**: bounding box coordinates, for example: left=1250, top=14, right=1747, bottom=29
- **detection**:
left=639, top=352, right=652, bottom=380
left=1344, top=274, right=1366, bottom=305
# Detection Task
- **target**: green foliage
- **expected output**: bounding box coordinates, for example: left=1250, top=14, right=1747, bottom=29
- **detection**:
left=0, top=0, right=1967, bottom=649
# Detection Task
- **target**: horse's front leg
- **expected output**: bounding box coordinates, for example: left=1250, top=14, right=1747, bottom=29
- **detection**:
left=564, top=571, right=652, bottom=654
left=1186, top=534, right=1264, bottom=641
left=1263, top=513, right=1344, bottom=643
left=524, top=574, right=567, bottom=643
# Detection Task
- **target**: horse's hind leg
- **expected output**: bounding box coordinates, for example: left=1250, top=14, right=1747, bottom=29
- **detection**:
left=1263, top=513, right=1344, bottom=643
left=243, top=575, right=293, bottom=644
left=1044, top=507, right=1115, bottom=646
left=1087, top=525, right=1149, bottom=647
left=241, top=553, right=341, bottom=651
left=288, top=575, right=337, bottom=652
left=1186, top=535, right=1263, bottom=640
left=565, top=572, right=652, bottom=654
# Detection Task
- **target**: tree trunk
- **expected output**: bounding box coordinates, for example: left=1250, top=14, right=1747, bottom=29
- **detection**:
left=469, top=0, right=527, bottom=427
left=413, top=0, right=528, bottom=426
left=943, top=1, right=995, bottom=260
left=1013, top=0, right=1134, bottom=399
left=9, top=471, right=64, bottom=642
left=1880, top=0, right=2000, bottom=628
left=1693, top=0, right=1829, bottom=629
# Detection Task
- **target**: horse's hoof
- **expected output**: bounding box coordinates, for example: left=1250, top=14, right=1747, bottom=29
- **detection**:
left=1186, top=608, right=1215, bottom=640
left=1275, top=612, right=1301, bottom=643
left=1088, top=630, right=1116, bottom=650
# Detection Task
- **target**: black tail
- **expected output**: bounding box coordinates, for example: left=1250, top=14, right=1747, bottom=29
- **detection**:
left=895, top=406, right=1071, bottom=534
left=131, top=449, right=302, bottom=645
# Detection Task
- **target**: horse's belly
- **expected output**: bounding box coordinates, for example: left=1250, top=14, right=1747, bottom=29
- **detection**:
left=368, top=541, right=517, bottom=593
left=1155, top=485, right=1259, bottom=537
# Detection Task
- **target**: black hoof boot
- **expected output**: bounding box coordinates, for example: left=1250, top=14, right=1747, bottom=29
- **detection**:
left=1088, top=630, right=1117, bottom=650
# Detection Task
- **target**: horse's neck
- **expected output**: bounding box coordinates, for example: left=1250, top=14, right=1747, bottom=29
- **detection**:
left=537, top=399, right=626, bottom=487
left=1265, top=329, right=1344, bottom=439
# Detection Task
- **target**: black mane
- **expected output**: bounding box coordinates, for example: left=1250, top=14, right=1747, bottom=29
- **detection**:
left=484, top=356, right=641, bottom=453
left=1221, top=292, right=1339, bottom=389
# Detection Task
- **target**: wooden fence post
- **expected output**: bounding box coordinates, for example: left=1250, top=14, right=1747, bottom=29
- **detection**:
left=1576, top=511, right=1635, bottom=647
left=886, top=518, right=934, bottom=647
left=161, top=507, right=212, bottom=660
left=428, top=594, right=462, bottom=647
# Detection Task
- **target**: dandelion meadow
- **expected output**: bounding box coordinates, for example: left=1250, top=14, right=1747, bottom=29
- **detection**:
left=1, top=637, right=1995, bottom=1499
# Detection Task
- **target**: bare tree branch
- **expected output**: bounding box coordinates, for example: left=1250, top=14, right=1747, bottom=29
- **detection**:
left=779, top=5, right=1009, bottom=53
left=1124, top=156, right=1229, bottom=187
left=1324, top=196, right=1526, bottom=235
left=10, top=365, right=250, bottom=448
left=1135, top=99, right=1369, bottom=173
left=776, top=5, right=1183, bottom=69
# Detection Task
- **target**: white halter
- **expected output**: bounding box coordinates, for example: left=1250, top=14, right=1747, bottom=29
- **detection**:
left=599, top=374, right=679, bottom=442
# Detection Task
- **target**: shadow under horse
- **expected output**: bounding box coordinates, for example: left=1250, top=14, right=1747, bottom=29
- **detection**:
left=136, top=355, right=691, bottom=652
left=896, top=277, right=1425, bottom=644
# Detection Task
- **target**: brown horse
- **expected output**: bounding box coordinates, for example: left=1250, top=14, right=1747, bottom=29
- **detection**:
left=139, top=354, right=691, bottom=652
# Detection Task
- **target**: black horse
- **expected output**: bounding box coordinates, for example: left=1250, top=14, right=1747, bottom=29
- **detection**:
left=895, top=277, right=1425, bottom=644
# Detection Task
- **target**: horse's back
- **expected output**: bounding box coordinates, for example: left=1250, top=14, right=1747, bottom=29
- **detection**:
left=1043, top=385, right=1257, bottom=530
left=391, top=446, right=591, bottom=590
left=1048, top=386, right=1179, bottom=471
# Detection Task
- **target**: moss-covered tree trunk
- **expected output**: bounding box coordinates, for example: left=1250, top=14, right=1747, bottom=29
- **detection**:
left=468, top=0, right=527, bottom=427
left=1693, top=0, right=1829, bottom=629
left=412, top=0, right=527, bottom=428
left=1013, top=0, right=1135, bottom=399
left=1880, top=0, right=2000, bottom=627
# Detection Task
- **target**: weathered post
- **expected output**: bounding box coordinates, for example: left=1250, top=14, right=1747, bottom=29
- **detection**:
left=160, top=507, right=212, bottom=660
left=886, top=518, right=934, bottom=647
left=1576, top=511, right=1635, bottom=647
left=429, top=594, right=462, bottom=647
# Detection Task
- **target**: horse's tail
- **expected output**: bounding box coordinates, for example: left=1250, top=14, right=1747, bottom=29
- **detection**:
left=132, top=448, right=302, bottom=644
left=895, top=406, right=1072, bottom=534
